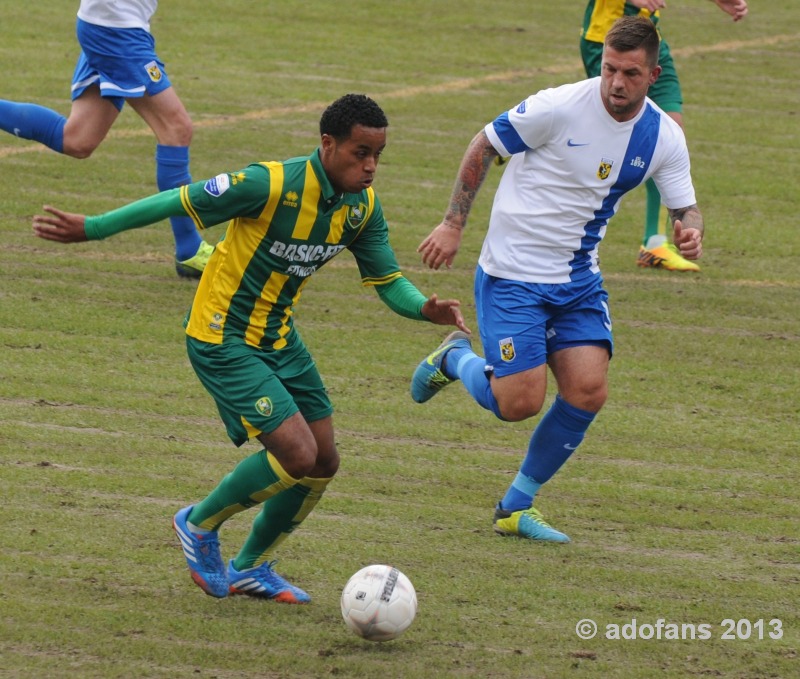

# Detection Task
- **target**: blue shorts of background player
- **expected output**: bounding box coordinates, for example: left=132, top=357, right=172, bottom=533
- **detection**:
left=0, top=11, right=210, bottom=278
left=72, top=19, right=173, bottom=110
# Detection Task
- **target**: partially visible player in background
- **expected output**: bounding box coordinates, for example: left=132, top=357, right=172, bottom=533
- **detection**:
left=0, top=0, right=212, bottom=278
left=580, top=0, right=747, bottom=272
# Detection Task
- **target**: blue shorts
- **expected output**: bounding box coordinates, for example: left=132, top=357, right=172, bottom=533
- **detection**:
left=71, top=19, right=172, bottom=111
left=474, top=265, right=613, bottom=378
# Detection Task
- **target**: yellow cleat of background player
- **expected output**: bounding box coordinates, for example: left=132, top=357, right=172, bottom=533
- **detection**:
left=637, top=242, right=700, bottom=272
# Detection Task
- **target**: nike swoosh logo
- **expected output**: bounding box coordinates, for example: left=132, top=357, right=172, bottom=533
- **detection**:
left=567, top=139, right=589, bottom=147
left=563, top=443, right=578, bottom=450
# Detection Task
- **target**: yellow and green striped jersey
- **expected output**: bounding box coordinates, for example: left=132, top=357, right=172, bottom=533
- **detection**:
left=581, top=1, right=660, bottom=44
left=181, top=149, right=403, bottom=350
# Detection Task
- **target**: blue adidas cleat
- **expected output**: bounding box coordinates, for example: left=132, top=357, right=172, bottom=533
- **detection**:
left=493, top=505, right=571, bottom=543
left=173, top=505, right=229, bottom=597
left=228, top=559, right=311, bottom=604
left=410, top=331, right=472, bottom=403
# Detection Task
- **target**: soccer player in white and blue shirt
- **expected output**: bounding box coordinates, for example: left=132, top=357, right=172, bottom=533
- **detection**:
left=411, top=16, right=704, bottom=542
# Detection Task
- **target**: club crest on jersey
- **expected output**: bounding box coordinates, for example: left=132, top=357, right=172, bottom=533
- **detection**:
left=597, top=157, right=614, bottom=180
left=144, top=60, right=163, bottom=83
left=346, top=202, right=368, bottom=229
left=204, top=173, right=231, bottom=197
left=499, top=337, right=516, bottom=362
left=516, top=101, right=527, bottom=114
left=209, top=312, right=224, bottom=331
left=255, top=397, right=273, bottom=417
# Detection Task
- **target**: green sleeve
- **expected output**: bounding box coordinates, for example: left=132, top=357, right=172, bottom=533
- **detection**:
left=375, top=276, right=431, bottom=322
left=83, top=189, right=185, bottom=241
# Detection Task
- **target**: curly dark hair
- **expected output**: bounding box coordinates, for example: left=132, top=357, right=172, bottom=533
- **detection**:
left=319, top=94, right=388, bottom=140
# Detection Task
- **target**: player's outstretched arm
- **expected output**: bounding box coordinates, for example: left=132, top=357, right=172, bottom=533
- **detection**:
left=711, top=0, right=748, bottom=22
left=34, top=189, right=193, bottom=245
left=420, top=294, right=471, bottom=334
left=33, top=206, right=88, bottom=243
left=418, top=130, right=498, bottom=270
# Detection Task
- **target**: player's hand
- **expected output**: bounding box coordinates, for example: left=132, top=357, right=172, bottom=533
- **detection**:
left=630, top=0, right=666, bottom=12
left=673, top=220, right=703, bottom=260
left=418, top=222, right=463, bottom=270
left=421, top=294, right=471, bottom=334
left=713, top=0, right=748, bottom=22
left=33, top=206, right=89, bottom=243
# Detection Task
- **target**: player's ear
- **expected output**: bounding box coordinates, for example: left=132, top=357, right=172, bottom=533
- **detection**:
left=649, top=64, right=663, bottom=86
left=321, top=133, right=335, bottom=153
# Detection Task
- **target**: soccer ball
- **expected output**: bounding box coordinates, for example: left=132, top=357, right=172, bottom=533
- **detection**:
left=340, top=564, right=418, bottom=642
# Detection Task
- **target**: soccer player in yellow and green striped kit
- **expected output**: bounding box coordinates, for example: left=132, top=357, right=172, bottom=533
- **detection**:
left=32, top=93, right=469, bottom=603
left=580, top=0, right=747, bottom=271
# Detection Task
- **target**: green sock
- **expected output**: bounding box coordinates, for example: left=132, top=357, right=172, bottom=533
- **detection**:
left=188, top=450, right=298, bottom=531
left=643, top=178, right=663, bottom=246
left=233, top=476, right=331, bottom=570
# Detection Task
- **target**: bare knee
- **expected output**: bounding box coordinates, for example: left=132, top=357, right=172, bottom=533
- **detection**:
left=494, top=392, right=544, bottom=422
left=162, top=115, right=193, bottom=146
left=491, top=370, right=547, bottom=422
left=313, top=444, right=340, bottom=478
left=61, top=140, right=98, bottom=159
left=282, top=441, right=339, bottom=479
left=257, top=429, right=318, bottom=479
left=562, top=383, right=608, bottom=413
left=278, top=440, right=319, bottom=479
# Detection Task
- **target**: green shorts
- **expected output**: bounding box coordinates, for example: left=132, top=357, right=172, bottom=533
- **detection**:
left=579, top=37, right=683, bottom=113
left=186, top=334, right=333, bottom=447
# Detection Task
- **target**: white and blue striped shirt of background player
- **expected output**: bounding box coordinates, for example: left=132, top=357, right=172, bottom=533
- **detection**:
left=480, top=77, right=696, bottom=285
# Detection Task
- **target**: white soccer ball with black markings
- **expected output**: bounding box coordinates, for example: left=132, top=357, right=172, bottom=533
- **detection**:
left=340, top=564, right=417, bottom=641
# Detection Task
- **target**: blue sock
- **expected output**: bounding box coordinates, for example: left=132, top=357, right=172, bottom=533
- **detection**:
left=453, top=353, right=505, bottom=420
left=500, top=394, right=596, bottom=511
left=156, top=144, right=201, bottom=259
left=0, top=100, right=65, bottom=153
left=499, top=473, right=542, bottom=513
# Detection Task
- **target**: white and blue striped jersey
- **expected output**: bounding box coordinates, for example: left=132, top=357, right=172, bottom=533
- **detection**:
left=78, top=1, right=157, bottom=31
left=482, top=77, right=695, bottom=284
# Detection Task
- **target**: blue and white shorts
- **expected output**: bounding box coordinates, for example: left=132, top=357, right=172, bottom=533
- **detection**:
left=71, top=18, right=172, bottom=111
left=474, top=265, right=613, bottom=378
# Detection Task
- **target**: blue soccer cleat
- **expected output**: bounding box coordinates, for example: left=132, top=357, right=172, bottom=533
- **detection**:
left=228, top=559, right=311, bottom=604
left=172, top=505, right=229, bottom=597
left=493, top=505, right=571, bottom=543
left=410, top=331, right=472, bottom=403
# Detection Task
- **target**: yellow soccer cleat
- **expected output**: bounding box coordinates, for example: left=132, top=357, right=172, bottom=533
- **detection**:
left=637, top=243, right=700, bottom=272
left=493, top=505, right=570, bottom=543
left=175, top=240, right=215, bottom=279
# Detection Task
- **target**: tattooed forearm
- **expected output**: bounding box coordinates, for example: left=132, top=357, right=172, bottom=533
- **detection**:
left=668, top=204, right=704, bottom=236
left=444, top=131, right=498, bottom=230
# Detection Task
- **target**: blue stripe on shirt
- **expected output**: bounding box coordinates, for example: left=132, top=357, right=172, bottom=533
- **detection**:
left=570, top=103, right=662, bottom=279
left=492, top=112, right=529, bottom=154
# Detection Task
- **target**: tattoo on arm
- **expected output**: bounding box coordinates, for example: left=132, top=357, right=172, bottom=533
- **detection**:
left=668, top=204, right=704, bottom=236
left=445, top=131, right=498, bottom=229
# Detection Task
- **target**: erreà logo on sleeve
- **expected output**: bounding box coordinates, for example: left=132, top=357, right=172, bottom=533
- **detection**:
left=204, top=173, right=231, bottom=197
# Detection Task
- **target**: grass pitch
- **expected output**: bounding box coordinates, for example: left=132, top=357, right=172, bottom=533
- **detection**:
left=1, top=1, right=798, bottom=677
